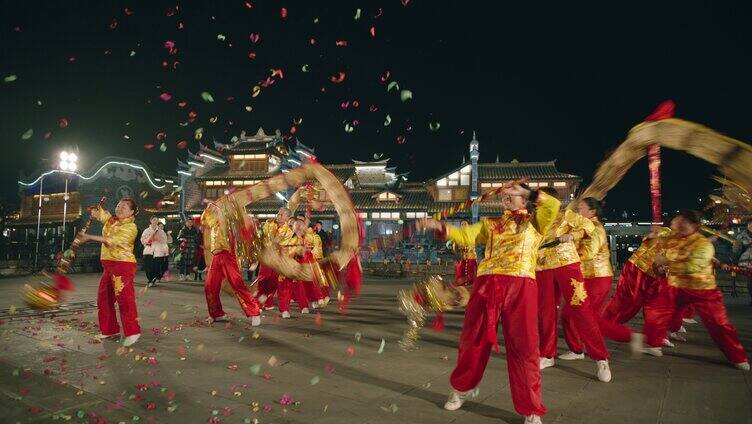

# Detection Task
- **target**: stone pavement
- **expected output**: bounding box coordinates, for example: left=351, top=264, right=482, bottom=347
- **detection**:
left=0, top=273, right=751, bottom=424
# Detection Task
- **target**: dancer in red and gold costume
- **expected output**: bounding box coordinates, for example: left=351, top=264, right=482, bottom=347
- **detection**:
left=560, top=198, right=637, bottom=361
left=535, top=189, right=613, bottom=381
left=82, top=198, right=142, bottom=347
left=641, top=210, right=749, bottom=369
left=255, top=207, right=293, bottom=310
left=277, top=218, right=311, bottom=318
left=303, top=223, right=326, bottom=307
left=420, top=183, right=559, bottom=424
left=453, top=220, right=477, bottom=287
left=201, top=193, right=261, bottom=326
left=602, top=227, right=671, bottom=324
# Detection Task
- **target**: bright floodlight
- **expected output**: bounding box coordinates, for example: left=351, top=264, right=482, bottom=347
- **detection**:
left=58, top=151, right=78, bottom=172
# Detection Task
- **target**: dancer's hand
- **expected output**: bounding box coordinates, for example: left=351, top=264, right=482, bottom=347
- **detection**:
left=501, top=182, right=531, bottom=198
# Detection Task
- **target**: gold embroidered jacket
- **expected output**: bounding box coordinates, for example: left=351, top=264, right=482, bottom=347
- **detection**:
left=97, top=206, right=137, bottom=263
left=627, top=227, right=671, bottom=277
left=536, top=209, right=596, bottom=271
left=665, top=232, right=716, bottom=290
left=577, top=218, right=613, bottom=278
left=445, top=191, right=560, bottom=278
left=201, top=204, right=231, bottom=254
left=262, top=220, right=294, bottom=243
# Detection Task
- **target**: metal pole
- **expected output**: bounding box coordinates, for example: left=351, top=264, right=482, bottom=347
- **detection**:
left=34, top=175, right=43, bottom=270
left=61, top=177, right=69, bottom=251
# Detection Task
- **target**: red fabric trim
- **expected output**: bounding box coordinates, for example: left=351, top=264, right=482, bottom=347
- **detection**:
left=645, top=100, right=675, bottom=121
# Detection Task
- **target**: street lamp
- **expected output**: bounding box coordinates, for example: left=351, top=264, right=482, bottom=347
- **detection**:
left=58, top=152, right=78, bottom=251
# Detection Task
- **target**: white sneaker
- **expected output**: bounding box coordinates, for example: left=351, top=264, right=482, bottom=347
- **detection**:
left=630, top=332, right=644, bottom=356
left=94, top=333, right=118, bottom=340
left=682, top=318, right=698, bottom=324
left=263, top=306, right=275, bottom=311
left=322, top=296, right=330, bottom=305
left=525, top=415, right=543, bottom=424
left=443, top=390, right=468, bottom=411
left=310, top=303, right=318, bottom=309
left=301, top=308, right=310, bottom=314
left=596, top=360, right=612, bottom=382
left=669, top=332, right=686, bottom=342
left=539, top=357, right=555, bottom=370
left=123, top=334, right=140, bottom=347
left=281, top=311, right=291, bottom=319
left=677, top=325, right=687, bottom=333
left=250, top=316, right=261, bottom=326
left=735, top=362, right=750, bottom=371
left=317, top=299, right=326, bottom=308
left=643, top=347, right=663, bottom=357
left=558, top=351, right=585, bottom=361
left=661, top=338, right=675, bottom=348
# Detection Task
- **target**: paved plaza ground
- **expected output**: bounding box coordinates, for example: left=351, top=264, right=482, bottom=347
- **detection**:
left=0, top=273, right=751, bottom=424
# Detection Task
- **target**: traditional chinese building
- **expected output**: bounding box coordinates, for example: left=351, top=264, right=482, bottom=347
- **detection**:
left=6, top=128, right=583, bottom=268
left=171, top=128, right=582, bottom=253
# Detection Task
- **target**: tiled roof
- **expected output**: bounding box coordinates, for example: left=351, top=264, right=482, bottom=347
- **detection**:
left=324, top=165, right=356, bottom=183
left=478, top=161, right=579, bottom=180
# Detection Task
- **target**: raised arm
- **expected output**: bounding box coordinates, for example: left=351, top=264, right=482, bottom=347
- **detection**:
left=531, top=191, right=561, bottom=236
left=446, top=220, right=487, bottom=247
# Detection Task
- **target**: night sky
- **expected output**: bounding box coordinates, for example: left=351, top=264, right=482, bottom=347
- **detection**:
left=2, top=1, right=751, bottom=219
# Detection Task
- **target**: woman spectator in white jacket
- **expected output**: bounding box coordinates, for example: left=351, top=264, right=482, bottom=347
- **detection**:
left=140, top=217, right=168, bottom=287
left=155, top=222, right=172, bottom=284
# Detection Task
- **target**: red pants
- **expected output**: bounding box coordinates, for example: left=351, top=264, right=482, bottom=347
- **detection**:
left=97, top=260, right=140, bottom=337
left=563, top=276, right=632, bottom=353
left=204, top=251, right=260, bottom=319
left=602, top=262, right=662, bottom=323
left=450, top=274, right=546, bottom=417
left=277, top=279, right=309, bottom=312
left=255, top=264, right=279, bottom=308
left=537, top=264, right=609, bottom=360
left=303, top=280, right=323, bottom=303
left=587, top=276, right=612, bottom=315
left=454, top=259, right=477, bottom=286
left=643, top=285, right=748, bottom=363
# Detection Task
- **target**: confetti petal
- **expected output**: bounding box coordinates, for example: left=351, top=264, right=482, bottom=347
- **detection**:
left=201, top=92, right=214, bottom=103
left=310, top=376, right=320, bottom=385
left=4, top=74, right=17, bottom=83
left=400, top=89, right=413, bottom=102
left=21, top=129, right=33, bottom=140
left=330, top=72, right=346, bottom=83
left=378, top=338, right=385, bottom=354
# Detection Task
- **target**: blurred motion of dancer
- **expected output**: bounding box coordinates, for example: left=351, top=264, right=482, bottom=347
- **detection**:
left=641, top=210, right=748, bottom=370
